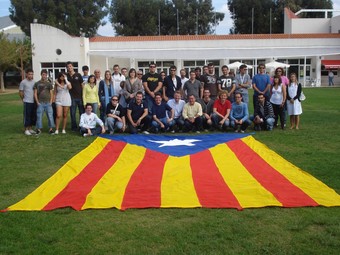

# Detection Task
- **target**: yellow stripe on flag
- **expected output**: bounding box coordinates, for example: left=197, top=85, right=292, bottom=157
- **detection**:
left=82, top=143, right=146, bottom=210
left=242, top=136, right=340, bottom=207
left=210, top=143, right=282, bottom=208
left=8, top=137, right=110, bottom=211
left=161, top=156, right=201, bottom=208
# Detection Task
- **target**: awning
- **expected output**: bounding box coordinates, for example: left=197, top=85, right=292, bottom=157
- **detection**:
left=322, top=60, right=340, bottom=69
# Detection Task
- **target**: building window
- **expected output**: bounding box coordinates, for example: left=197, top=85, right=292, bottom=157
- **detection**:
left=137, top=61, right=174, bottom=75
left=41, top=62, right=78, bottom=80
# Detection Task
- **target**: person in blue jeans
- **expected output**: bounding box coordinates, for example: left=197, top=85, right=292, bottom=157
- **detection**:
left=33, top=69, right=55, bottom=135
left=151, top=93, right=175, bottom=133
left=253, top=94, right=275, bottom=131
left=230, top=92, right=251, bottom=133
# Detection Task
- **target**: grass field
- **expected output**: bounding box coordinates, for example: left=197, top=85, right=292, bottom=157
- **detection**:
left=0, top=88, right=339, bottom=254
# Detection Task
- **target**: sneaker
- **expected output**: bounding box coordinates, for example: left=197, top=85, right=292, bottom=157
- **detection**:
left=240, top=130, right=245, bottom=133
left=83, top=133, right=90, bottom=137
left=49, top=129, right=55, bottom=135
left=29, top=129, right=36, bottom=134
left=54, top=130, right=59, bottom=135
left=109, top=131, right=114, bottom=135
left=24, top=130, right=32, bottom=136
left=234, top=129, right=239, bottom=133
left=170, top=130, right=175, bottom=133
left=35, top=129, right=41, bottom=135
left=196, top=130, right=200, bottom=134
left=62, top=129, right=66, bottom=134
left=142, top=131, right=150, bottom=135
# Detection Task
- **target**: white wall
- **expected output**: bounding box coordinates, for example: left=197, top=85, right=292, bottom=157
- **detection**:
left=331, top=16, right=340, bottom=33
left=291, top=19, right=330, bottom=33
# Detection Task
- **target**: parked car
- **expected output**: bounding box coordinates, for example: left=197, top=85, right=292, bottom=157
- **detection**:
left=4, top=70, right=22, bottom=87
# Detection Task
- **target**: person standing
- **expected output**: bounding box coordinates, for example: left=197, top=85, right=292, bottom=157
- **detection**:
left=54, top=72, right=72, bottom=134
left=235, top=64, right=252, bottom=105
left=123, top=68, right=144, bottom=104
left=83, top=74, right=100, bottom=114
left=19, top=68, right=37, bottom=135
left=66, top=61, right=84, bottom=131
left=252, top=63, right=271, bottom=111
left=202, top=63, right=218, bottom=100
left=93, top=69, right=103, bottom=89
left=82, top=65, right=89, bottom=84
left=270, top=75, right=286, bottom=129
left=112, top=64, right=125, bottom=95
left=328, top=70, right=334, bottom=86
left=286, top=73, right=302, bottom=129
left=163, top=65, right=182, bottom=102
left=98, top=70, right=114, bottom=122
left=180, top=69, right=189, bottom=89
left=217, top=65, right=236, bottom=102
left=142, top=63, right=162, bottom=114
left=183, top=70, right=203, bottom=101
left=34, top=69, right=55, bottom=135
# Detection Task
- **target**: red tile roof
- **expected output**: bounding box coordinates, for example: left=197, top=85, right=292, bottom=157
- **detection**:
left=285, top=8, right=298, bottom=19
left=90, top=33, right=340, bottom=42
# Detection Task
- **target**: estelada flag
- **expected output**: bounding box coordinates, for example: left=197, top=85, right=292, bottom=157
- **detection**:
left=4, top=134, right=340, bottom=211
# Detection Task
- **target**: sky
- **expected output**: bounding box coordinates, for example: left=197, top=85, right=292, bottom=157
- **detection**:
left=1, top=0, right=340, bottom=36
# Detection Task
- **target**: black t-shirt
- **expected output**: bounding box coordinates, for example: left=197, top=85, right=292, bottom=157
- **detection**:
left=128, top=100, right=148, bottom=121
left=142, top=72, right=161, bottom=92
left=67, top=72, right=83, bottom=99
left=106, top=103, right=126, bottom=118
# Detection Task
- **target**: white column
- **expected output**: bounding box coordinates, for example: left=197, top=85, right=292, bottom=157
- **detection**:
left=316, top=56, right=322, bottom=87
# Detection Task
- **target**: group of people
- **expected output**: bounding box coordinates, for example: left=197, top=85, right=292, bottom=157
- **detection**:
left=19, top=61, right=303, bottom=136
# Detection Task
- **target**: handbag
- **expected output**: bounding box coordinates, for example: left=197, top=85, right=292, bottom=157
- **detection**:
left=299, top=91, right=306, bottom=101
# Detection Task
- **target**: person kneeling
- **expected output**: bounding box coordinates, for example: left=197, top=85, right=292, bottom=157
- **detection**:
left=80, top=103, right=105, bottom=137
left=106, top=95, right=126, bottom=134
left=253, top=94, right=275, bottom=131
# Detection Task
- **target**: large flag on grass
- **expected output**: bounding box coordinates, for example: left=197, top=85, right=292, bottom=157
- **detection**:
left=4, top=134, right=340, bottom=211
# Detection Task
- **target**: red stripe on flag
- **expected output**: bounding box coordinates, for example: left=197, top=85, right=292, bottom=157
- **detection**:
left=121, top=150, right=168, bottom=210
left=43, top=141, right=127, bottom=211
left=228, top=139, right=318, bottom=207
left=190, top=150, right=242, bottom=209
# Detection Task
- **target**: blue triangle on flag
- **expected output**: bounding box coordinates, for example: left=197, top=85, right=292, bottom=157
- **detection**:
left=100, top=133, right=250, bottom=157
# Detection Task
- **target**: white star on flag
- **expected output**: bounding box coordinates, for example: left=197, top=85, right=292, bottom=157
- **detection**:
left=148, top=139, right=201, bottom=147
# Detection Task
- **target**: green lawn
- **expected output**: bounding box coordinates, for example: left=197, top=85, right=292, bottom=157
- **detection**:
left=0, top=88, right=339, bottom=254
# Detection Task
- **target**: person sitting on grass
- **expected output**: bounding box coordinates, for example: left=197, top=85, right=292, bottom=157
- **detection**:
left=106, top=95, right=126, bottom=134
left=182, top=94, right=203, bottom=133
left=230, top=92, right=251, bottom=133
left=211, top=91, right=232, bottom=131
left=253, top=94, right=275, bottom=131
left=151, top=93, right=175, bottom=133
left=79, top=103, right=105, bottom=137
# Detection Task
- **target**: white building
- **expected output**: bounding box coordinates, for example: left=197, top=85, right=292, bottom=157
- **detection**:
left=30, top=8, right=340, bottom=86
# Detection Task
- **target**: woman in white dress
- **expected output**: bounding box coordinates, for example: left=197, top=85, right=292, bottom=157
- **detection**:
left=54, top=72, right=72, bottom=134
left=286, top=73, right=302, bottom=129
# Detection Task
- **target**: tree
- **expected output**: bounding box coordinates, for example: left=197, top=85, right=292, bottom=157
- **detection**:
left=9, top=0, right=109, bottom=37
left=228, top=0, right=333, bottom=34
left=109, top=0, right=224, bottom=36
left=0, top=33, right=33, bottom=92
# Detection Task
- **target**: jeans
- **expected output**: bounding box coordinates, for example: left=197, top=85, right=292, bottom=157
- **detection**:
left=230, top=119, right=251, bottom=131
left=100, top=97, right=107, bottom=122
left=128, top=115, right=152, bottom=134
left=80, top=126, right=102, bottom=136
left=151, top=117, right=175, bottom=132
left=106, top=117, right=123, bottom=133
left=145, top=94, right=154, bottom=115
left=211, top=113, right=230, bottom=129
left=36, top=102, right=55, bottom=129
left=70, top=98, right=84, bottom=130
